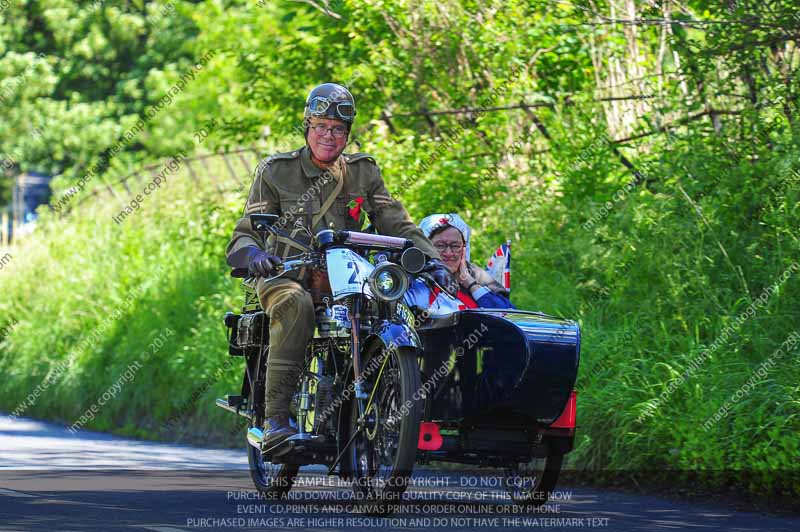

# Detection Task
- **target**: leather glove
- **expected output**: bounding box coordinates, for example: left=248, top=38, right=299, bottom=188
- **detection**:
left=247, top=248, right=283, bottom=277
left=424, top=258, right=458, bottom=297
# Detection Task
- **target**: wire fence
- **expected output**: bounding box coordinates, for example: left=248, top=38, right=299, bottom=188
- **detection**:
left=1, top=148, right=262, bottom=247
left=66, top=147, right=262, bottom=216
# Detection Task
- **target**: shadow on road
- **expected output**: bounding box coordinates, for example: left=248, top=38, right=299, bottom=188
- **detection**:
left=1, top=469, right=799, bottom=532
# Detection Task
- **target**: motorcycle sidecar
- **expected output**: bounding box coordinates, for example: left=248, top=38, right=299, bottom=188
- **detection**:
left=415, top=309, right=580, bottom=466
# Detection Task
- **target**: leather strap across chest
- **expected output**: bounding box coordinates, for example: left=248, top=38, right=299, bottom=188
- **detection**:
left=273, top=172, right=345, bottom=260
left=312, top=172, right=344, bottom=229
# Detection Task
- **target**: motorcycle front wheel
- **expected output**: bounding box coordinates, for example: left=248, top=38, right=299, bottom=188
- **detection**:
left=349, top=344, right=422, bottom=508
left=247, top=399, right=299, bottom=498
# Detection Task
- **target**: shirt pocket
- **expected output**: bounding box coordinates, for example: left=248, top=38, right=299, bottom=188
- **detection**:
left=278, top=191, right=321, bottom=233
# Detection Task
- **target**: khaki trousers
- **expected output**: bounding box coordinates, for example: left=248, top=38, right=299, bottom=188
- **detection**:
left=256, top=277, right=316, bottom=419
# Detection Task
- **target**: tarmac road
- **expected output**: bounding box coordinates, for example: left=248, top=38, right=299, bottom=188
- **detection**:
left=1, top=414, right=798, bottom=531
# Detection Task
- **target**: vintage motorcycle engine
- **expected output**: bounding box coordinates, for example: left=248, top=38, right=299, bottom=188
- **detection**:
left=315, top=303, right=351, bottom=338
left=312, top=376, right=335, bottom=432
left=290, top=375, right=335, bottom=433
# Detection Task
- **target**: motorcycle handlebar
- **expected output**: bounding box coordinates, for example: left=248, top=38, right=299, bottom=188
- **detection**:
left=250, top=214, right=411, bottom=252
left=337, top=231, right=413, bottom=249
left=230, top=257, right=317, bottom=280
left=230, top=229, right=413, bottom=278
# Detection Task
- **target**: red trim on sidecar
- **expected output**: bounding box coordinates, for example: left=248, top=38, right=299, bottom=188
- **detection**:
left=549, top=390, right=577, bottom=429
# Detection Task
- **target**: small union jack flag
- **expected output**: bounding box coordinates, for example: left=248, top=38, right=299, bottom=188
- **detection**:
left=485, top=240, right=511, bottom=291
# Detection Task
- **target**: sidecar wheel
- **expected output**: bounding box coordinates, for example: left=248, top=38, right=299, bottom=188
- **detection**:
left=349, top=345, right=422, bottom=510
left=504, top=454, right=563, bottom=507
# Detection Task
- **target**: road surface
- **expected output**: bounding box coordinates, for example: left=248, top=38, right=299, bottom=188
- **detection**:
left=0, top=414, right=797, bottom=531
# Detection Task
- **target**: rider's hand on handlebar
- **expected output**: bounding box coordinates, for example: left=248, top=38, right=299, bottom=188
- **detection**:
left=425, top=258, right=459, bottom=297
left=248, top=249, right=283, bottom=277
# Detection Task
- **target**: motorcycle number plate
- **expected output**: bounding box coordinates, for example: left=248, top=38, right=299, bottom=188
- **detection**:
left=326, top=248, right=375, bottom=300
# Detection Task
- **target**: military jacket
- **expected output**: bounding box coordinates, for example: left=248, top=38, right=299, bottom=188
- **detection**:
left=226, top=146, right=440, bottom=265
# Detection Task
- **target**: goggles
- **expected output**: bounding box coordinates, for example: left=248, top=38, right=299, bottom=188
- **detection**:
left=306, top=96, right=356, bottom=121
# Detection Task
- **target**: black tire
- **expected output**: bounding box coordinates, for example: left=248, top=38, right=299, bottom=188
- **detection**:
left=349, top=345, right=422, bottom=509
left=247, top=430, right=299, bottom=498
left=504, top=454, right=563, bottom=506
left=246, top=386, right=299, bottom=498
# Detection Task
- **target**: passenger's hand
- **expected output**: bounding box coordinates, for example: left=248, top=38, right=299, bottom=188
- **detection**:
left=248, top=250, right=283, bottom=277
left=425, top=258, right=459, bottom=297
left=457, top=256, right=476, bottom=289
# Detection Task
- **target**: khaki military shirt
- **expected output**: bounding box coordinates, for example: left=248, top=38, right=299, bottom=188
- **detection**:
left=226, top=146, right=440, bottom=265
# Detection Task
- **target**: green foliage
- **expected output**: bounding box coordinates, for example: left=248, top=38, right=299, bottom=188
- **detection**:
left=0, top=161, right=251, bottom=444
left=0, top=1, right=202, bottom=203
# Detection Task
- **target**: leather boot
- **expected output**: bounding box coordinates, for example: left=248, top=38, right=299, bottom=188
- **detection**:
left=262, top=414, right=297, bottom=449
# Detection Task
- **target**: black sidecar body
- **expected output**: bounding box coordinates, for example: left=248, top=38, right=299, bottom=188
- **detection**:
left=415, top=309, right=580, bottom=465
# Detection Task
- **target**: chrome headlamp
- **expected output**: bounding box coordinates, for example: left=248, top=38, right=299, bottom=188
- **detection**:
left=367, top=263, right=409, bottom=302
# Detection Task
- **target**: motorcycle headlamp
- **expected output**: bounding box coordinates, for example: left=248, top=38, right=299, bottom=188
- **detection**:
left=367, top=263, right=409, bottom=302
left=377, top=271, right=394, bottom=291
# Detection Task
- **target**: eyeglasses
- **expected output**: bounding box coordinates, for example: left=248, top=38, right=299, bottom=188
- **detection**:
left=309, top=123, right=349, bottom=138
left=307, top=96, right=355, bottom=121
left=433, top=242, right=464, bottom=253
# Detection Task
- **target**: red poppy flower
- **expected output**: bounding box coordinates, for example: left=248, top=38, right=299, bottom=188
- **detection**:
left=347, top=197, right=367, bottom=229
left=348, top=197, right=364, bottom=221
left=347, top=196, right=364, bottom=221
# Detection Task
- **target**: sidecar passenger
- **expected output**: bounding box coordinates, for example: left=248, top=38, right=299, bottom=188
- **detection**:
left=418, top=214, right=514, bottom=310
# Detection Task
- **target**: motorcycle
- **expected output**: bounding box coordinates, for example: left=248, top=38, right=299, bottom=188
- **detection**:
left=218, top=213, right=580, bottom=508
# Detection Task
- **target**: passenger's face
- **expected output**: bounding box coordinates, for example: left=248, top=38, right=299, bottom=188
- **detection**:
left=430, top=227, right=465, bottom=274
left=307, top=118, right=348, bottom=163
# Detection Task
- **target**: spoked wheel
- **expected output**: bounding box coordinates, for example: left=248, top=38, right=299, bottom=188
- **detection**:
left=504, top=454, right=563, bottom=506
left=349, top=345, right=422, bottom=510
left=247, top=408, right=299, bottom=498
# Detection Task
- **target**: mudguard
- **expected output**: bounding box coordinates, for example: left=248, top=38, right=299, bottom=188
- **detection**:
left=366, top=319, right=421, bottom=354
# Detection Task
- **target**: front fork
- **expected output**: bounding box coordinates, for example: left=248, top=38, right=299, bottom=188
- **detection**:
left=295, top=349, right=327, bottom=436
left=351, top=296, right=369, bottom=405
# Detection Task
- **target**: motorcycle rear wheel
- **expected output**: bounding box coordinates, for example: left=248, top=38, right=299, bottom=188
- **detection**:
left=349, top=345, right=422, bottom=509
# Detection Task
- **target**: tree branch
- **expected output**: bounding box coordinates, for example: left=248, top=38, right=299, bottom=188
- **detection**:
left=386, top=102, right=553, bottom=118
left=569, top=16, right=789, bottom=30
left=611, top=109, right=741, bottom=144
left=520, top=101, right=553, bottom=140
left=387, top=94, right=660, bottom=119
left=290, top=0, right=342, bottom=20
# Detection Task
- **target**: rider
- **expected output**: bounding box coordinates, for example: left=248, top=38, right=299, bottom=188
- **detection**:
left=225, top=83, right=454, bottom=448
